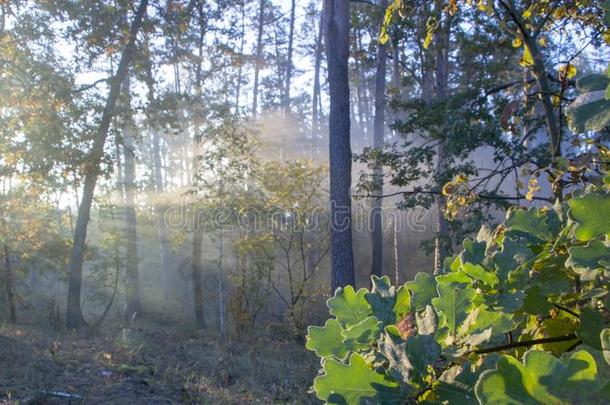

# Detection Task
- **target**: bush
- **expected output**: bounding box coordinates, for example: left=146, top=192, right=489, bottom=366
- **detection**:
left=305, top=185, right=610, bottom=404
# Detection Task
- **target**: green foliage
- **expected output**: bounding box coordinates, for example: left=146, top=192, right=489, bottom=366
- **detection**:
left=306, top=189, right=610, bottom=404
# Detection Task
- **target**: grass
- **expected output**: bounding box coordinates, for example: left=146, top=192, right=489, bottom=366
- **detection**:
left=0, top=318, right=320, bottom=404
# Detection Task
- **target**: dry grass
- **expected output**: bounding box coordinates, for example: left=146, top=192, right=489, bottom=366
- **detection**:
left=0, top=319, right=320, bottom=404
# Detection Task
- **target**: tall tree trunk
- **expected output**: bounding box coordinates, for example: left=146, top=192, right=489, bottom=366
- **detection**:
left=3, top=244, right=15, bottom=324
left=284, top=0, right=296, bottom=114
left=121, top=79, right=142, bottom=321
left=252, top=0, right=265, bottom=118
left=66, top=0, right=148, bottom=329
left=191, top=225, right=205, bottom=328
left=433, top=1, right=450, bottom=274
left=234, top=0, right=246, bottom=115
left=312, top=7, right=324, bottom=135
left=370, top=0, right=388, bottom=278
left=324, top=0, right=354, bottom=291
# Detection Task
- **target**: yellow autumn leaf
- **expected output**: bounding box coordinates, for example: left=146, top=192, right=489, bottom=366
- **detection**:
left=512, top=37, right=522, bottom=48
left=519, top=45, right=534, bottom=67
left=559, top=64, right=577, bottom=79
left=538, top=36, right=547, bottom=47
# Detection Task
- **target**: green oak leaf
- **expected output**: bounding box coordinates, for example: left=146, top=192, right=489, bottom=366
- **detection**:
left=459, top=239, right=486, bottom=266
left=602, top=329, right=610, bottom=366
left=567, top=73, right=610, bottom=134
left=522, top=285, right=552, bottom=315
left=328, top=285, right=372, bottom=327
left=577, top=308, right=605, bottom=350
left=306, top=319, right=348, bottom=359
left=431, top=283, right=477, bottom=336
left=568, top=193, right=610, bottom=241
left=505, top=207, right=553, bottom=243
left=342, top=316, right=382, bottom=352
left=394, top=285, right=411, bottom=319
left=416, top=305, right=438, bottom=336
left=461, top=262, right=498, bottom=287
left=366, top=276, right=397, bottom=326
left=493, top=237, right=533, bottom=283
left=460, top=307, right=513, bottom=337
left=566, top=239, right=610, bottom=281
left=313, top=352, right=400, bottom=404
left=435, top=271, right=472, bottom=287
left=379, top=331, right=440, bottom=387
left=402, top=272, right=437, bottom=312
left=475, top=350, right=603, bottom=404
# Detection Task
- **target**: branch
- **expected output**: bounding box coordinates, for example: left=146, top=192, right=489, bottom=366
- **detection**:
left=351, top=0, right=383, bottom=9
left=470, top=333, right=578, bottom=355
left=355, top=189, right=553, bottom=202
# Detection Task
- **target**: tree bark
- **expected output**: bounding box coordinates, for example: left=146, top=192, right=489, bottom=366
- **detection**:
left=252, top=0, right=265, bottom=118
left=370, top=0, right=388, bottom=278
left=312, top=7, right=324, bottom=136
left=3, top=244, right=15, bottom=324
left=66, top=0, right=148, bottom=329
left=324, top=0, right=354, bottom=291
left=121, top=78, right=142, bottom=321
left=191, top=225, right=205, bottom=328
left=433, top=1, right=450, bottom=274
left=284, top=0, right=296, bottom=114
left=234, top=0, right=246, bottom=115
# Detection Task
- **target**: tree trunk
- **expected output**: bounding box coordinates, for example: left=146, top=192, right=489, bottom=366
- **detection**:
left=312, top=7, right=324, bottom=135
left=252, top=0, right=265, bottom=118
left=324, top=0, right=354, bottom=291
left=121, top=79, right=142, bottom=321
left=65, top=0, right=148, bottom=329
left=370, top=0, right=388, bottom=278
left=191, top=225, right=205, bottom=328
left=433, top=2, right=450, bottom=274
left=3, top=245, right=15, bottom=324
left=284, top=0, right=296, bottom=114
left=234, top=0, right=246, bottom=115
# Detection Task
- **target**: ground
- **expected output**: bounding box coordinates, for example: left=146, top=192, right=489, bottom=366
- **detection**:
left=0, top=320, right=319, bottom=404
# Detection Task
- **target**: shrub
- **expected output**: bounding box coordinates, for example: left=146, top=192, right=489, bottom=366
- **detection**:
left=306, top=185, right=610, bottom=404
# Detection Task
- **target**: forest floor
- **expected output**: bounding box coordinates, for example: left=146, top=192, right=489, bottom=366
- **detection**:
left=0, top=319, right=319, bottom=404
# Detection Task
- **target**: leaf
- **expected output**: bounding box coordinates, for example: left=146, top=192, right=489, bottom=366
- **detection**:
left=366, top=276, right=397, bottom=326
left=461, top=262, right=498, bottom=286
left=519, top=45, right=534, bottom=67
left=403, top=272, right=437, bottom=311
left=431, top=283, right=477, bottom=336
left=475, top=350, right=603, bottom=404
left=459, top=239, right=486, bottom=266
left=602, top=329, right=610, bottom=366
left=522, top=285, right=552, bottom=315
left=505, top=207, right=553, bottom=242
left=568, top=193, right=610, bottom=241
left=306, top=319, right=348, bottom=359
left=577, top=308, right=605, bottom=350
left=435, top=271, right=472, bottom=287
left=313, top=353, right=400, bottom=404
left=328, top=285, right=372, bottom=327
left=416, top=305, right=438, bottom=336
left=394, top=285, right=411, bottom=319
left=342, top=316, right=382, bottom=352
left=493, top=237, right=534, bottom=282
left=460, top=307, right=513, bottom=337
left=559, top=64, right=577, bottom=80
left=568, top=93, right=610, bottom=133
left=566, top=239, right=610, bottom=281
left=379, top=332, right=440, bottom=387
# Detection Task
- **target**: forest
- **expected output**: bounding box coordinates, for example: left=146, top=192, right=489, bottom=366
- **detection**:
left=1, top=0, right=610, bottom=403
